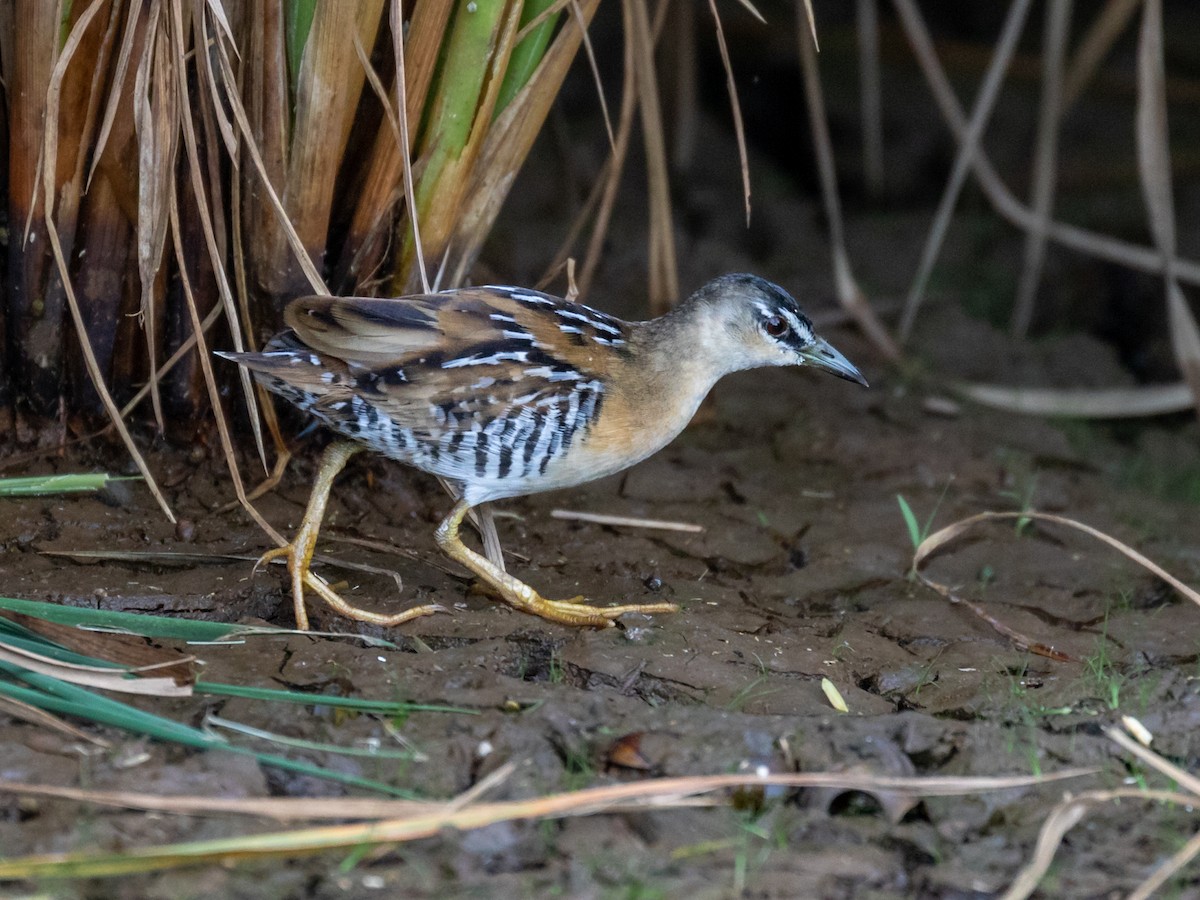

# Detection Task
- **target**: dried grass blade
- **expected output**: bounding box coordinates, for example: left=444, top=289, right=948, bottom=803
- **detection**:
left=1105, top=726, right=1200, bottom=799
left=1127, top=828, right=1200, bottom=900
left=168, top=180, right=285, bottom=547
left=88, top=0, right=145, bottom=188
left=41, top=0, right=175, bottom=523
left=956, top=379, right=1193, bottom=418
left=578, top=11, right=637, bottom=297
left=914, top=511, right=1200, bottom=609
left=799, top=0, right=817, bottom=48
left=340, top=0, right=451, bottom=290
left=1001, top=787, right=1200, bottom=900
left=896, top=0, right=1032, bottom=342
left=209, top=19, right=326, bottom=295
left=624, top=0, right=677, bottom=314
left=0, top=779, right=438, bottom=822
left=387, top=0, right=429, bottom=293
left=1136, top=0, right=1200, bottom=416
left=550, top=509, right=704, bottom=533
left=1061, top=0, right=1140, bottom=110
left=856, top=0, right=884, bottom=196
left=0, top=643, right=190, bottom=697
left=1000, top=794, right=1092, bottom=900
left=797, top=0, right=899, bottom=360
left=571, top=0, right=614, bottom=149
left=1010, top=0, right=1070, bottom=338
left=0, top=768, right=1092, bottom=879
left=707, top=0, right=750, bottom=225
left=136, top=3, right=175, bottom=430
left=285, top=1, right=385, bottom=269
left=167, top=0, right=265, bottom=474
left=894, top=0, right=1200, bottom=294
left=0, top=696, right=111, bottom=748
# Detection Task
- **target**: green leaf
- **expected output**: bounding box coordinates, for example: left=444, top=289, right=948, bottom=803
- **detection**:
left=896, top=494, right=921, bottom=549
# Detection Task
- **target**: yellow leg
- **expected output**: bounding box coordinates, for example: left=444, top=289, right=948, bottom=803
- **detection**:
left=435, top=499, right=679, bottom=628
left=258, top=441, right=443, bottom=629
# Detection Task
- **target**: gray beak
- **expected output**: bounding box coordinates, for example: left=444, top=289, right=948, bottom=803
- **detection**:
left=801, top=336, right=868, bottom=387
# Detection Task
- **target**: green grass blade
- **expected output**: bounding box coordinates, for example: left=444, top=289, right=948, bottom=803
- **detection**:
left=0, top=474, right=135, bottom=496
left=284, top=0, right=318, bottom=95
left=0, top=667, right=415, bottom=797
left=195, top=681, right=477, bottom=716
left=896, top=494, right=921, bottom=548
left=0, top=597, right=241, bottom=641
left=495, top=0, right=559, bottom=116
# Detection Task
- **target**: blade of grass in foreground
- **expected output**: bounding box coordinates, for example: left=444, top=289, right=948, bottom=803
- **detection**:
left=0, top=474, right=137, bottom=497
left=0, top=597, right=477, bottom=715
left=0, top=664, right=416, bottom=798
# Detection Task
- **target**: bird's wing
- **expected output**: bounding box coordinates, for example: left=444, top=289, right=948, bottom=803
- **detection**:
left=281, top=286, right=628, bottom=434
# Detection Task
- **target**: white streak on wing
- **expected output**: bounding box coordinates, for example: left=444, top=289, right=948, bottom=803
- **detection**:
left=592, top=336, right=624, bottom=347
left=508, top=291, right=555, bottom=306
left=443, top=350, right=528, bottom=368
left=489, top=313, right=517, bottom=323
left=502, top=329, right=535, bottom=342
left=582, top=313, right=622, bottom=336
left=558, top=324, right=584, bottom=335
left=523, top=365, right=581, bottom=382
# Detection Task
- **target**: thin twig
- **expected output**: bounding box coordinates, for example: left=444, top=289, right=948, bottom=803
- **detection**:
left=550, top=509, right=705, bottom=533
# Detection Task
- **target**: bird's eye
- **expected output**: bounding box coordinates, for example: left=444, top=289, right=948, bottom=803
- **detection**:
left=764, top=315, right=788, bottom=337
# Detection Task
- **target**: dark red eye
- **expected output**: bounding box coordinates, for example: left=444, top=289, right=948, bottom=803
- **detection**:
left=764, top=315, right=788, bottom=337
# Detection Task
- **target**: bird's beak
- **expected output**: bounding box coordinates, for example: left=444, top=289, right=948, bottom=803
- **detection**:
left=801, top=336, right=868, bottom=387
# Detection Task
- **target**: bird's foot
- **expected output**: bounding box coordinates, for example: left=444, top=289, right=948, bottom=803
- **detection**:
left=256, top=544, right=444, bottom=630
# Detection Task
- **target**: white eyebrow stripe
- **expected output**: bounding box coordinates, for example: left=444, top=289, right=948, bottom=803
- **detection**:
left=780, top=309, right=810, bottom=338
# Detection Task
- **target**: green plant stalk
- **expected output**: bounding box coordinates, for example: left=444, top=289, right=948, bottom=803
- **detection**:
left=494, top=0, right=559, bottom=116
left=393, top=0, right=506, bottom=291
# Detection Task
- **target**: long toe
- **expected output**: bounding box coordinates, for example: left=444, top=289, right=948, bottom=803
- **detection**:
left=531, top=597, right=681, bottom=628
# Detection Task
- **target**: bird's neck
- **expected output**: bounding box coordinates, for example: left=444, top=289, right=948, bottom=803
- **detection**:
left=617, top=303, right=734, bottom=436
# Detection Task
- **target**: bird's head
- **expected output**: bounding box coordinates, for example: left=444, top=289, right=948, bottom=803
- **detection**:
left=689, top=273, right=868, bottom=386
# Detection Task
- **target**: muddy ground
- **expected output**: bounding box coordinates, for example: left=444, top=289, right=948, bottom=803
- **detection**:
left=5, top=15, right=1200, bottom=899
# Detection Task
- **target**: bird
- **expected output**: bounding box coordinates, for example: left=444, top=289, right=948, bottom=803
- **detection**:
left=218, top=273, right=866, bottom=630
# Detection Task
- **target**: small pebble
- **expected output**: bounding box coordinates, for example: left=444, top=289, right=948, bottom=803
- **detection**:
left=175, top=518, right=196, bottom=542
left=643, top=575, right=663, bottom=592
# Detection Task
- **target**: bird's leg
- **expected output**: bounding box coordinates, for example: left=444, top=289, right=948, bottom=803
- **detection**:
left=435, top=499, right=680, bottom=628
left=258, top=441, right=442, bottom=629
